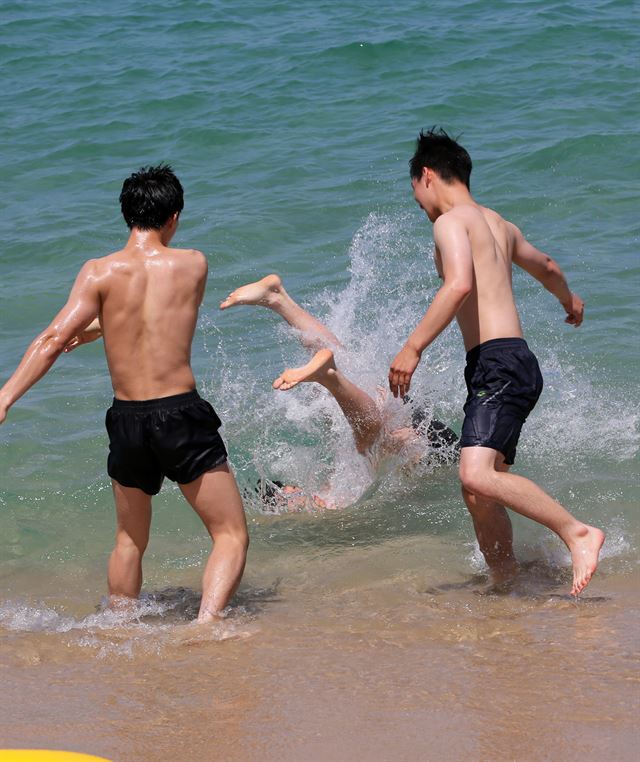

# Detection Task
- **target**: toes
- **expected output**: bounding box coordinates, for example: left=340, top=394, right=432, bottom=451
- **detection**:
left=273, top=376, right=296, bottom=390
left=572, top=571, right=591, bottom=597
left=571, top=575, right=582, bottom=597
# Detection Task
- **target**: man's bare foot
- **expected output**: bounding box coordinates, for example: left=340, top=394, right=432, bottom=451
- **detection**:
left=197, top=608, right=226, bottom=624
left=106, top=594, right=139, bottom=616
left=569, top=525, right=605, bottom=596
left=488, top=559, right=519, bottom=587
left=220, top=274, right=283, bottom=310
left=273, top=348, right=336, bottom=391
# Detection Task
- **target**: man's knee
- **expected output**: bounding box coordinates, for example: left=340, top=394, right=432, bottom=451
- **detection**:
left=238, top=526, right=250, bottom=553
left=114, top=529, right=148, bottom=557
left=218, top=525, right=249, bottom=555
left=459, top=462, right=496, bottom=499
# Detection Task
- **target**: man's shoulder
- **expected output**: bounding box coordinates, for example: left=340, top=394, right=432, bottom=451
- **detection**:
left=436, top=204, right=481, bottom=227
left=478, top=205, right=520, bottom=233
left=76, top=252, right=118, bottom=278
left=434, top=208, right=459, bottom=229
left=89, top=248, right=127, bottom=268
left=166, top=246, right=206, bottom=261
left=433, top=206, right=476, bottom=239
left=168, top=247, right=208, bottom=274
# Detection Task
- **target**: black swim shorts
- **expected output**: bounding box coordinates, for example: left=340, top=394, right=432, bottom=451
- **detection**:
left=459, top=338, right=543, bottom=465
left=105, top=390, right=227, bottom=495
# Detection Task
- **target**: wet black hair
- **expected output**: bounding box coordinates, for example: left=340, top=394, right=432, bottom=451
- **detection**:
left=406, top=396, right=460, bottom=451
left=409, top=127, right=472, bottom=189
left=255, top=479, right=285, bottom=501
left=119, top=163, right=184, bottom=230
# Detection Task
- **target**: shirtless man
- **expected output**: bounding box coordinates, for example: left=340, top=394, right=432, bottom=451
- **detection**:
left=0, top=165, right=248, bottom=621
left=389, top=128, right=605, bottom=596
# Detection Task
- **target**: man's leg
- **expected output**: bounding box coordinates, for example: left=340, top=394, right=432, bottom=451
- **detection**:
left=459, top=446, right=605, bottom=595
left=272, top=348, right=382, bottom=454
left=222, top=275, right=382, bottom=452
left=220, top=273, right=341, bottom=351
left=179, top=462, right=249, bottom=622
left=461, top=453, right=518, bottom=584
left=108, top=480, right=152, bottom=602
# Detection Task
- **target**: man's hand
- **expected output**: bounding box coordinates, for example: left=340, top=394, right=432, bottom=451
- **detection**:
left=561, top=292, right=584, bottom=327
left=63, top=319, right=102, bottom=353
left=389, top=344, right=422, bottom=398
left=0, top=390, right=11, bottom=424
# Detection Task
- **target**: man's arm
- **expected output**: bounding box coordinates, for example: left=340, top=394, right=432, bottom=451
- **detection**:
left=511, top=225, right=584, bottom=326
left=389, top=215, right=473, bottom=397
left=194, top=251, right=208, bottom=306
left=0, top=261, right=102, bottom=423
left=64, top=317, right=102, bottom=353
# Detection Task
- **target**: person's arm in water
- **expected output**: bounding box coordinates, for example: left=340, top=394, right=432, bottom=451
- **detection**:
left=389, top=215, right=473, bottom=397
left=0, top=261, right=102, bottom=424
left=510, top=224, right=584, bottom=326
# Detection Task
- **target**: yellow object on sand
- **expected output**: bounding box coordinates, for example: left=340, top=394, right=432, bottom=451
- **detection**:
left=0, top=753, right=110, bottom=761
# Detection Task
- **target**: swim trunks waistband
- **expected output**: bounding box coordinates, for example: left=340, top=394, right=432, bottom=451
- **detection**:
left=111, top=390, right=199, bottom=411
left=465, top=337, right=529, bottom=363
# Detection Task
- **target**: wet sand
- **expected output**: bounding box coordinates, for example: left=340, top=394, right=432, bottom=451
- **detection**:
left=1, top=535, right=638, bottom=762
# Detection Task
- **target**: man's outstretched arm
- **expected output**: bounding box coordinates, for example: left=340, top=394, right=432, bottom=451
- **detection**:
left=511, top=225, right=584, bottom=326
left=0, top=261, right=102, bottom=423
left=389, top=216, right=473, bottom=397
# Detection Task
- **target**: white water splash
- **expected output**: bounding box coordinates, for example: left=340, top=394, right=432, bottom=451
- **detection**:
left=208, top=212, right=638, bottom=516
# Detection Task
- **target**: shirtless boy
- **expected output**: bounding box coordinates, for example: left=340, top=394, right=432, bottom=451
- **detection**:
left=0, top=165, right=248, bottom=621
left=389, top=129, right=604, bottom=596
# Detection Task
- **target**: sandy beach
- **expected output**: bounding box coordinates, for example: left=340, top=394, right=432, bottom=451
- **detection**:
left=1, top=531, right=638, bottom=762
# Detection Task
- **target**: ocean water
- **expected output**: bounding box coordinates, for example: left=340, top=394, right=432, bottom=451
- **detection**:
left=1, top=2, right=639, bottom=760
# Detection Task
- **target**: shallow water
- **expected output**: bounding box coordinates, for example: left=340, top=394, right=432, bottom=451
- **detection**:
left=1, top=0, right=639, bottom=759
left=1, top=541, right=638, bottom=761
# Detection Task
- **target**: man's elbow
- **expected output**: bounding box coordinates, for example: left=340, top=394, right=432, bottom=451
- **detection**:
left=35, top=331, right=67, bottom=359
left=449, top=281, right=473, bottom=302
left=544, top=257, right=562, bottom=278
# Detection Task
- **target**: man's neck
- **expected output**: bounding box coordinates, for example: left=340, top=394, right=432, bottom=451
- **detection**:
left=126, top=227, right=169, bottom=250
left=434, top=182, right=475, bottom=217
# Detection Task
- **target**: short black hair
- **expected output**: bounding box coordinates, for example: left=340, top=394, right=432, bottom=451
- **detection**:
left=119, top=164, right=184, bottom=230
left=409, top=127, right=472, bottom=189
left=255, top=479, right=284, bottom=500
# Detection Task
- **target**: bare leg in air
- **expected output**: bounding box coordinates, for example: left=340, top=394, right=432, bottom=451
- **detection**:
left=220, top=273, right=341, bottom=351
left=273, top=348, right=382, bottom=454
left=221, top=274, right=381, bottom=453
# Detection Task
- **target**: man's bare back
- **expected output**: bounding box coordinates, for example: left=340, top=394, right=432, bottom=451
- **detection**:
left=0, top=164, right=248, bottom=621
left=91, top=237, right=207, bottom=400
left=0, top=229, right=207, bottom=412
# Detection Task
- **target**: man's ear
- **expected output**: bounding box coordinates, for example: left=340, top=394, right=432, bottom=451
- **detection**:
left=423, top=166, right=432, bottom=186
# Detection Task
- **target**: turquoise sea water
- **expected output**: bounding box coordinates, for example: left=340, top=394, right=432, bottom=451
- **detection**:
left=1, top=0, right=638, bottom=625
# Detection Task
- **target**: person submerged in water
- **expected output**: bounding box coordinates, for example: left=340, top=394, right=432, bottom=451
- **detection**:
left=388, top=128, right=605, bottom=596
left=220, top=273, right=459, bottom=510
